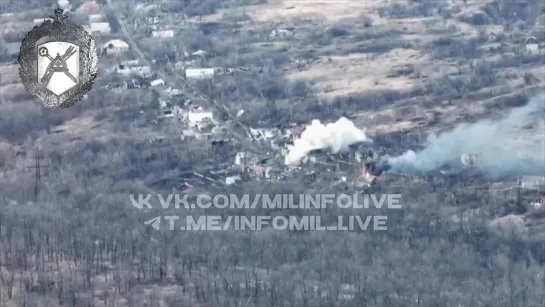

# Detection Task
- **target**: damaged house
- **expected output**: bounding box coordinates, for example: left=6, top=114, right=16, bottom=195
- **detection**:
left=249, top=127, right=289, bottom=150
left=186, top=108, right=215, bottom=131
left=153, top=86, right=186, bottom=118
left=235, top=152, right=272, bottom=179
left=154, top=85, right=175, bottom=117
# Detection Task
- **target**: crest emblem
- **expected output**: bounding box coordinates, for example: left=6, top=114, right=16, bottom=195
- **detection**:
left=37, top=42, right=79, bottom=95
left=19, top=9, right=98, bottom=108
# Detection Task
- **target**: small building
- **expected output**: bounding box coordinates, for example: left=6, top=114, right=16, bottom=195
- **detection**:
left=270, top=28, right=295, bottom=38
left=90, top=22, right=111, bottom=35
left=150, top=79, right=165, bottom=87
left=525, top=37, right=539, bottom=54
left=225, top=175, right=241, bottom=185
left=151, top=30, right=175, bottom=39
left=102, top=39, right=129, bottom=55
left=185, top=68, right=215, bottom=80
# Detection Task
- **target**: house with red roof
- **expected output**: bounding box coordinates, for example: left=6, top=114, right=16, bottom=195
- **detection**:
left=78, top=1, right=100, bottom=14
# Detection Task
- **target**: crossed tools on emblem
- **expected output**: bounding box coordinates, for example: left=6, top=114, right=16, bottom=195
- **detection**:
left=38, top=45, right=77, bottom=87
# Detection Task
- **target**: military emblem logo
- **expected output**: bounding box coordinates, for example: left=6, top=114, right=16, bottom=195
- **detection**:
left=19, top=9, right=98, bottom=108
left=37, top=42, right=79, bottom=96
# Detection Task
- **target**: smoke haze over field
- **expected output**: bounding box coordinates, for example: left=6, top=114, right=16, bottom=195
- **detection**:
left=285, top=117, right=372, bottom=165
left=386, top=94, right=545, bottom=178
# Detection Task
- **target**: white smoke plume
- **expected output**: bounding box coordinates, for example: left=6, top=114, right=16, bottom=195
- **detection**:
left=284, top=117, right=372, bottom=165
left=386, top=94, right=545, bottom=178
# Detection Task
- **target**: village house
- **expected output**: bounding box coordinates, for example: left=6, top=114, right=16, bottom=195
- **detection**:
left=151, top=30, right=175, bottom=39
left=90, top=22, right=111, bottom=35
left=102, top=39, right=129, bottom=55
left=270, top=28, right=295, bottom=38
left=225, top=175, right=241, bottom=185
left=152, top=85, right=186, bottom=118
left=78, top=1, right=100, bottom=14
left=154, top=86, right=173, bottom=115
left=234, top=152, right=270, bottom=178
left=150, top=79, right=165, bottom=87
left=185, top=68, right=215, bottom=80
left=120, top=59, right=140, bottom=67
left=114, top=64, right=152, bottom=78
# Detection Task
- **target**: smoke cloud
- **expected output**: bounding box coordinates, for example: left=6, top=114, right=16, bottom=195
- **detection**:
left=285, top=117, right=372, bottom=165
left=385, top=94, right=545, bottom=178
